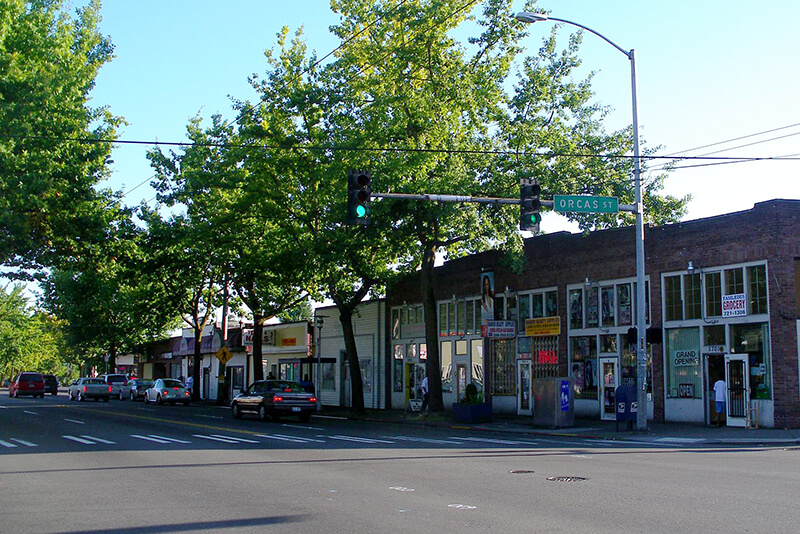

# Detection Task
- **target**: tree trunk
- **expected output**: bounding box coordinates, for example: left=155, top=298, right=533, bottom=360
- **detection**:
left=338, top=305, right=365, bottom=414
left=253, top=312, right=264, bottom=381
left=192, top=325, right=202, bottom=401
left=420, top=242, right=444, bottom=412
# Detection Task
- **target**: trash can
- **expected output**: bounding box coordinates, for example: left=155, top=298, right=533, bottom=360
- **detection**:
left=533, top=377, right=574, bottom=428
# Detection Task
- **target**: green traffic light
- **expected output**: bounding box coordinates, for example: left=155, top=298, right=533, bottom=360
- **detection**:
left=356, top=205, right=367, bottom=218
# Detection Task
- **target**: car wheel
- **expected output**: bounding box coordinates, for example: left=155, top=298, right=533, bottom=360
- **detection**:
left=156, top=394, right=163, bottom=405
left=258, top=405, right=268, bottom=421
left=77, top=392, right=84, bottom=402
left=130, top=391, right=135, bottom=401
left=232, top=404, right=242, bottom=419
left=143, top=393, right=149, bottom=404
left=299, top=413, right=311, bottom=423
left=119, top=391, right=124, bottom=401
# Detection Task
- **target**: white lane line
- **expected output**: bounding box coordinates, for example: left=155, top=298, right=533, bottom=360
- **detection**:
left=195, top=415, right=224, bottom=420
left=64, top=418, right=85, bottom=424
left=383, top=435, right=463, bottom=445
left=330, top=435, right=396, bottom=444
left=314, top=415, right=347, bottom=420
left=80, top=435, right=115, bottom=445
left=449, top=436, right=526, bottom=445
left=63, top=435, right=96, bottom=445
left=10, top=438, right=37, bottom=447
left=23, top=410, right=39, bottom=415
left=209, top=434, right=260, bottom=443
left=193, top=434, right=239, bottom=443
left=132, top=434, right=171, bottom=444
left=281, top=424, right=324, bottom=431
left=149, top=435, right=192, bottom=444
left=257, top=434, right=326, bottom=444
left=0, top=439, right=17, bottom=448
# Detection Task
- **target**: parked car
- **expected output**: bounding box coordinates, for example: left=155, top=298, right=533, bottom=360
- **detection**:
left=9, top=372, right=46, bottom=398
left=43, top=374, right=59, bottom=396
left=143, top=378, right=191, bottom=406
left=68, top=378, right=112, bottom=402
left=231, top=380, right=316, bottom=423
left=98, top=374, right=128, bottom=398
left=122, top=378, right=153, bottom=401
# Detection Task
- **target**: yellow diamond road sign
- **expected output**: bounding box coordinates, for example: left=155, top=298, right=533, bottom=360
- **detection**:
left=215, top=345, right=233, bottom=365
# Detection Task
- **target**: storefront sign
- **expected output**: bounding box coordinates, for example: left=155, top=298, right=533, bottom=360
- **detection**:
left=672, top=349, right=699, bottom=367
left=678, top=383, right=695, bottom=398
left=485, top=320, right=516, bottom=339
left=281, top=337, right=297, bottom=347
left=537, top=350, right=558, bottom=364
left=703, top=345, right=726, bottom=354
left=722, top=293, right=747, bottom=317
left=525, top=317, right=561, bottom=337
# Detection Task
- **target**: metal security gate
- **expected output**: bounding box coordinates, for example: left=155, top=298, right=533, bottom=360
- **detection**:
left=725, top=354, right=749, bottom=427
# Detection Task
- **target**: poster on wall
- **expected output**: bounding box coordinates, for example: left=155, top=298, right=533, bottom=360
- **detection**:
left=480, top=271, right=495, bottom=326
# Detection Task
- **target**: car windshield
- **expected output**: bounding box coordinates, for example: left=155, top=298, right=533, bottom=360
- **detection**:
left=162, top=380, right=183, bottom=388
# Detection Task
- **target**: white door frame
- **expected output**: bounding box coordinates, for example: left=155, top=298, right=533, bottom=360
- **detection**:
left=599, top=357, right=619, bottom=421
left=517, top=360, right=533, bottom=416
left=724, top=354, right=750, bottom=428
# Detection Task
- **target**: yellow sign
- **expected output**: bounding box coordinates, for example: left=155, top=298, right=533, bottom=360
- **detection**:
left=215, top=345, right=233, bottom=365
left=525, top=317, right=561, bottom=337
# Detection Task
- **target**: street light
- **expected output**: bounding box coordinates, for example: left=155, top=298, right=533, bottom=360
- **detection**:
left=515, top=11, right=648, bottom=430
left=314, top=315, right=327, bottom=411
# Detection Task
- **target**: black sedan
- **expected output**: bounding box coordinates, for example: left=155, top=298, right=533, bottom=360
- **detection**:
left=123, top=378, right=153, bottom=401
left=231, top=380, right=316, bottom=423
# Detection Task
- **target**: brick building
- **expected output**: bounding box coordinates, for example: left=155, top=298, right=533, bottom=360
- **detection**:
left=386, top=200, right=800, bottom=428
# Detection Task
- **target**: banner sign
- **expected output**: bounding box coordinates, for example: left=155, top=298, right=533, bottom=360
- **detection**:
left=485, top=320, right=516, bottom=339
left=525, top=317, right=561, bottom=337
left=722, top=293, right=747, bottom=317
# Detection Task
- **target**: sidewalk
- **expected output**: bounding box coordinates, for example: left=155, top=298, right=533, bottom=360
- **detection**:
left=317, top=407, right=800, bottom=447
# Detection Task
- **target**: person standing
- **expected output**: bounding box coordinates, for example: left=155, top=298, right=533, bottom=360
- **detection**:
left=420, top=375, right=429, bottom=413
left=186, top=374, right=194, bottom=394
left=713, top=378, right=727, bottom=426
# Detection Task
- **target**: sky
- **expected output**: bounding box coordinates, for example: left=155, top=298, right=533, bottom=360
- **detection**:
left=88, top=0, right=799, bottom=230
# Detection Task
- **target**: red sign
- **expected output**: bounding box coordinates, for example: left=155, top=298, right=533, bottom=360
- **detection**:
left=537, top=350, right=558, bottom=365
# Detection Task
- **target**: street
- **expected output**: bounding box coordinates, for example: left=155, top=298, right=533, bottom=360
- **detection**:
left=1, top=394, right=799, bottom=533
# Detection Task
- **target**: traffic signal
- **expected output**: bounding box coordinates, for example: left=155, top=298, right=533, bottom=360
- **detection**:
left=520, top=179, right=541, bottom=232
left=347, top=170, right=372, bottom=225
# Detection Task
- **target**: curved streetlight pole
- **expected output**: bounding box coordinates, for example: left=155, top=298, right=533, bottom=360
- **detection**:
left=515, top=12, right=647, bottom=430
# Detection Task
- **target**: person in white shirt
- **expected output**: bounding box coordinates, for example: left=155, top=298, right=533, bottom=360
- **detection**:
left=713, top=378, right=726, bottom=426
left=186, top=374, right=194, bottom=394
left=420, top=375, right=429, bottom=412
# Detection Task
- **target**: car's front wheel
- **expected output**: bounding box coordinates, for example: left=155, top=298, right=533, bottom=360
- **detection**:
left=156, top=394, right=163, bottom=405
left=130, top=391, right=135, bottom=401
left=232, top=404, right=242, bottom=419
left=119, top=391, right=124, bottom=401
left=77, top=392, right=84, bottom=402
left=258, top=405, right=268, bottom=421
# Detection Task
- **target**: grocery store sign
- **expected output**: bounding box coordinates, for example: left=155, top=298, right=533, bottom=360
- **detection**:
left=722, top=293, right=747, bottom=317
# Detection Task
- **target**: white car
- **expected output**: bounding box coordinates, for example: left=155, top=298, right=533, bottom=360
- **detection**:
left=98, top=374, right=128, bottom=399
left=143, top=378, right=191, bottom=406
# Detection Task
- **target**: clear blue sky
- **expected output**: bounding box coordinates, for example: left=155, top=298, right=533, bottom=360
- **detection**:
left=89, top=0, right=800, bottom=228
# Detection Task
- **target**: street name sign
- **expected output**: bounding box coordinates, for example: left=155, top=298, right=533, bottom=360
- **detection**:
left=554, top=195, right=618, bottom=213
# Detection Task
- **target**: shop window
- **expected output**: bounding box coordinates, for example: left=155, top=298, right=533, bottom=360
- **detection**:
left=470, top=339, right=484, bottom=394
left=420, top=344, right=427, bottom=360
left=664, top=275, right=682, bottom=321
left=518, top=294, right=531, bottom=333
left=703, top=325, right=725, bottom=346
left=456, top=300, right=466, bottom=335
left=617, top=283, right=632, bottom=326
left=600, top=334, right=617, bottom=353
left=441, top=341, right=453, bottom=392
left=465, top=300, right=475, bottom=334
left=545, top=290, right=558, bottom=317
left=586, top=286, right=599, bottom=328
left=731, top=323, right=771, bottom=400
left=438, top=303, right=447, bottom=337
left=705, top=272, right=722, bottom=317
left=532, top=293, right=544, bottom=318
left=665, top=327, right=701, bottom=398
left=748, top=265, right=767, bottom=314
left=621, top=342, right=653, bottom=393
left=490, top=339, right=515, bottom=395
left=570, top=336, right=597, bottom=399
left=359, top=359, right=372, bottom=391
left=406, top=343, right=418, bottom=359
left=393, top=344, right=404, bottom=360
left=393, top=360, right=403, bottom=392
left=725, top=268, right=744, bottom=295
left=448, top=302, right=456, bottom=336
left=569, top=289, right=584, bottom=329
left=391, top=308, right=401, bottom=339
left=601, top=286, right=615, bottom=326
left=455, top=339, right=468, bottom=355
left=322, top=362, right=336, bottom=391
left=684, top=273, right=702, bottom=319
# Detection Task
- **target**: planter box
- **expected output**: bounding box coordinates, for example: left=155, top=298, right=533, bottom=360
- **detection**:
left=452, top=402, right=493, bottom=424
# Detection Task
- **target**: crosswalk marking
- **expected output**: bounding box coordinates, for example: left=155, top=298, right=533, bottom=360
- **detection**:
left=192, top=434, right=260, bottom=444
left=64, top=418, right=85, bottom=424
left=131, top=434, right=192, bottom=444
left=448, top=436, right=527, bottom=445
left=383, top=435, right=462, bottom=445
left=23, top=410, right=39, bottom=415
left=63, top=435, right=96, bottom=444
left=10, top=438, right=37, bottom=447
left=0, top=439, right=17, bottom=448
left=257, top=434, right=326, bottom=444
left=80, top=435, right=115, bottom=444
left=330, top=435, right=396, bottom=444
left=63, top=435, right=116, bottom=445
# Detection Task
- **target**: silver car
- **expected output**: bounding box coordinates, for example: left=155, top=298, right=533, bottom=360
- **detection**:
left=143, top=378, right=191, bottom=406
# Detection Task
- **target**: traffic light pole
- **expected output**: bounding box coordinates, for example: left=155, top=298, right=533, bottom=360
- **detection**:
left=372, top=191, right=637, bottom=213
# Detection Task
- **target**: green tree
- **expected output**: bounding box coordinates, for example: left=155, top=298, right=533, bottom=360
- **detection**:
left=0, top=0, right=121, bottom=277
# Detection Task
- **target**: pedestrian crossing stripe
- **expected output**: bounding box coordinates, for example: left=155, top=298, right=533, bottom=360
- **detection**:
left=257, top=434, right=325, bottom=444
left=330, top=435, right=396, bottom=444
left=383, top=435, right=462, bottom=445
left=448, top=436, right=525, bottom=445
left=192, top=434, right=260, bottom=444
left=131, top=434, right=191, bottom=444
left=63, top=435, right=116, bottom=445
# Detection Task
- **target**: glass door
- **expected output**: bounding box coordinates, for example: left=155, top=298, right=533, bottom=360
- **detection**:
left=599, top=357, right=619, bottom=421
left=517, top=360, right=532, bottom=415
left=724, top=354, right=749, bottom=427
left=456, top=364, right=467, bottom=402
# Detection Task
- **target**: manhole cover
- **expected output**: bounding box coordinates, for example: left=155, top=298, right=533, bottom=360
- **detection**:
left=546, top=476, right=588, bottom=482
left=508, top=470, right=535, bottom=474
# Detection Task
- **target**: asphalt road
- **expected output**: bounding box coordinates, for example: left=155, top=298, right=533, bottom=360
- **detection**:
left=2, top=392, right=799, bottom=533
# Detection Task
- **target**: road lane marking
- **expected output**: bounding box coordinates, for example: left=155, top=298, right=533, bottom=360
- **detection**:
left=10, top=438, right=37, bottom=447
left=0, top=439, right=17, bottom=448
left=131, top=434, right=192, bottom=444
left=209, top=434, right=259, bottom=443
left=64, top=418, right=85, bottom=424
left=383, top=435, right=463, bottom=445
left=257, top=434, right=326, bottom=444
left=196, top=415, right=224, bottom=420
left=330, top=435, right=396, bottom=444
left=23, top=410, right=39, bottom=415
left=192, top=434, right=260, bottom=444
left=63, top=435, right=96, bottom=444
left=449, top=436, right=526, bottom=445
left=80, top=435, right=115, bottom=444
left=281, top=424, right=324, bottom=431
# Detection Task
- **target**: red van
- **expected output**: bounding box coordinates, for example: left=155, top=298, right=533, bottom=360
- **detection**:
left=9, top=372, right=46, bottom=398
